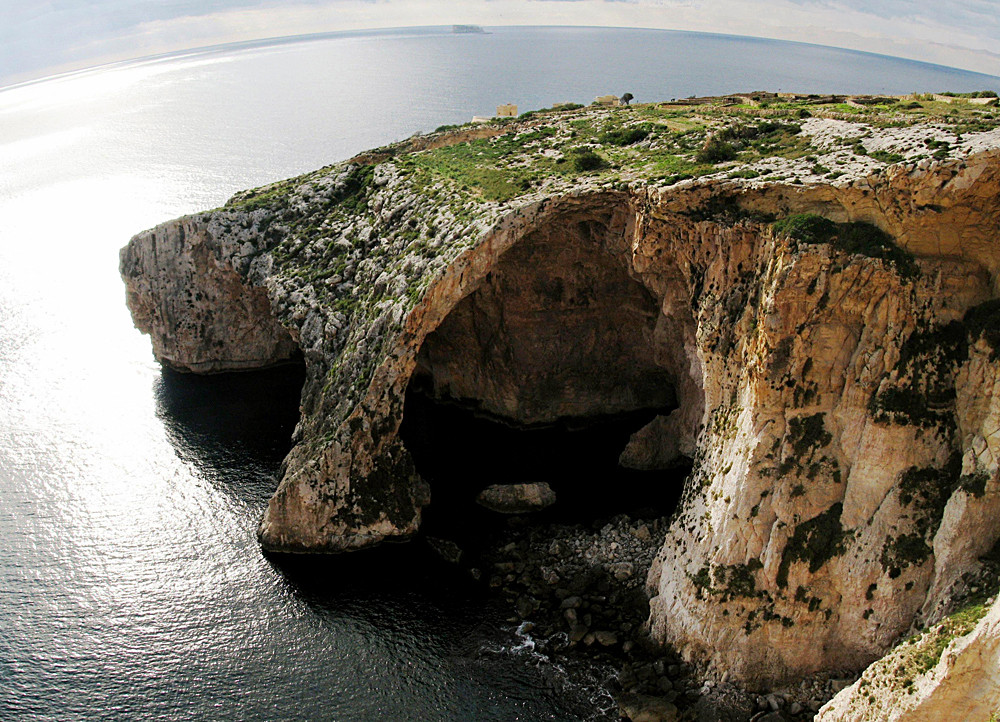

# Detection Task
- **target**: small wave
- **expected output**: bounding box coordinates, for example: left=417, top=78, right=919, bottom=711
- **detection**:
left=480, top=623, right=621, bottom=720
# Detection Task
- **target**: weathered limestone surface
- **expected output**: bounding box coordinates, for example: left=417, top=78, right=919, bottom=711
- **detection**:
left=121, top=214, right=298, bottom=372
left=121, top=109, right=1000, bottom=692
left=476, top=482, right=557, bottom=513
left=816, top=594, right=1000, bottom=721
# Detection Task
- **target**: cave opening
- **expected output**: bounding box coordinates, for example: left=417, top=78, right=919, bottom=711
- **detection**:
left=398, top=215, right=691, bottom=546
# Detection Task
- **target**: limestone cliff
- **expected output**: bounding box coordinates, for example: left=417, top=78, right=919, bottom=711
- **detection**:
left=816, top=592, right=1000, bottom=720
left=120, top=213, right=298, bottom=372
left=121, top=97, right=1000, bottom=690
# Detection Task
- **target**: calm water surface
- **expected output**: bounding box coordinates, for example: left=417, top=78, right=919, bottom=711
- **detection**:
left=1, top=26, right=998, bottom=721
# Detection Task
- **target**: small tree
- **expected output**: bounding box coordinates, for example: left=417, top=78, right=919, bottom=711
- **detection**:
left=573, top=149, right=606, bottom=172
left=696, top=137, right=738, bottom=164
left=620, top=92, right=634, bottom=106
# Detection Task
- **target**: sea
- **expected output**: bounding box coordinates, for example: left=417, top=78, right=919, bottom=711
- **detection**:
left=1, top=25, right=998, bottom=721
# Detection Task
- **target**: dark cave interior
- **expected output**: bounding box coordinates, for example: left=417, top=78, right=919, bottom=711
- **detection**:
left=397, top=216, right=691, bottom=545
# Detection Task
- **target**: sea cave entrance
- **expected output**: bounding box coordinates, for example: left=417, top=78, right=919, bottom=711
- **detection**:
left=398, top=212, right=692, bottom=543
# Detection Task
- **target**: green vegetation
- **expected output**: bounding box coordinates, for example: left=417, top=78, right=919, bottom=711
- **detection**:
left=870, top=149, right=905, bottom=164
left=869, top=321, right=966, bottom=428
left=517, top=103, right=585, bottom=119
left=777, top=503, right=848, bottom=587
left=868, top=301, right=1000, bottom=432
left=848, top=585, right=995, bottom=703
left=227, top=180, right=296, bottom=213
left=959, top=471, right=989, bottom=498
left=697, top=138, right=738, bottom=163
left=376, top=93, right=1000, bottom=209
left=787, top=413, right=832, bottom=458
left=598, top=126, right=650, bottom=146
left=964, top=299, right=1000, bottom=360
left=894, top=594, right=992, bottom=686
left=689, top=560, right=765, bottom=602
left=571, top=147, right=608, bottom=172
left=398, top=107, right=715, bottom=202
left=695, top=120, right=807, bottom=164
left=773, top=213, right=919, bottom=278
left=773, top=213, right=837, bottom=243
left=881, top=533, right=932, bottom=577
left=938, top=90, right=998, bottom=98
left=878, top=454, right=963, bottom=578
left=332, top=164, right=376, bottom=213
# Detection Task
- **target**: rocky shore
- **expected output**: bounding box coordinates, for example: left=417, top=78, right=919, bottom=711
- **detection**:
left=452, top=513, right=863, bottom=721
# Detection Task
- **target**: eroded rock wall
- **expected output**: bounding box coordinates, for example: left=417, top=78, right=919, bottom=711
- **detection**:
left=120, top=214, right=298, bottom=372
left=412, top=207, right=674, bottom=424
left=122, top=139, right=1000, bottom=689
left=636, top=155, right=1000, bottom=686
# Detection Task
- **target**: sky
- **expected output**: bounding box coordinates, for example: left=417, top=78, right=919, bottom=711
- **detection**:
left=2, top=0, right=1000, bottom=87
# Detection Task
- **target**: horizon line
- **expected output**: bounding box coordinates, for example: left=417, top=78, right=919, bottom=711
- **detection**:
left=4, top=23, right=1000, bottom=95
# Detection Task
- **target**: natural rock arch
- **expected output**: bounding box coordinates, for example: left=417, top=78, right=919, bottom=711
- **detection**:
left=254, top=192, right=707, bottom=553
left=397, top=198, right=702, bottom=529
left=122, top=146, right=1000, bottom=689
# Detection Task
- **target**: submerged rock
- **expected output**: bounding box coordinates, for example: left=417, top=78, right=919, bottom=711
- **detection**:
left=425, top=536, right=463, bottom=564
left=475, top=482, right=557, bottom=513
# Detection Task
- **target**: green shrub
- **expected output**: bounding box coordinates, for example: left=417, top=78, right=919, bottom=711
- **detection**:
left=773, top=214, right=837, bottom=243
left=599, top=127, right=650, bottom=146
left=572, top=148, right=607, bottom=172
left=870, top=150, right=905, bottom=164
left=777, top=503, right=847, bottom=587
left=773, top=214, right=919, bottom=277
left=697, top=138, right=738, bottom=163
left=716, top=121, right=801, bottom=143
left=940, top=90, right=998, bottom=98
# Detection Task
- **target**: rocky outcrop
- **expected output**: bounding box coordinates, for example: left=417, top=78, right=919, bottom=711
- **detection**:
left=816, top=593, right=1000, bottom=721
left=121, top=214, right=298, bottom=372
left=121, top=103, right=1000, bottom=691
left=476, top=482, right=557, bottom=513
left=638, top=158, right=1000, bottom=685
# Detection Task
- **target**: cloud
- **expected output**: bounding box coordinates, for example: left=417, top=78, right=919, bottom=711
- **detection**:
left=1, top=0, right=998, bottom=86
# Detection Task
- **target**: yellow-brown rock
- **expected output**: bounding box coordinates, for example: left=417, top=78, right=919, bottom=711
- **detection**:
left=120, top=103, right=1000, bottom=693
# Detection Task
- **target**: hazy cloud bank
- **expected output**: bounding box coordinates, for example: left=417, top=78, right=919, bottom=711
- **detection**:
left=2, top=0, right=998, bottom=86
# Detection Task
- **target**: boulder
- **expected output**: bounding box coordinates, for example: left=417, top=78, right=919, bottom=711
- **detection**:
left=476, top=482, right=556, bottom=514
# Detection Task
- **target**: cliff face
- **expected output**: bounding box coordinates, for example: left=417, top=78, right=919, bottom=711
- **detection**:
left=121, top=101, right=1000, bottom=687
left=637, top=161, right=1000, bottom=683
left=121, top=214, right=298, bottom=372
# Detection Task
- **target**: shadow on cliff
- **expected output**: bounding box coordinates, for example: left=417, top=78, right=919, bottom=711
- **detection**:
left=400, top=386, right=691, bottom=547
left=153, top=363, right=305, bottom=504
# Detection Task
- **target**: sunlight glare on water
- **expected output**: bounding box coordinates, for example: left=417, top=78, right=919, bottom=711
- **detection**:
left=0, top=26, right=998, bottom=721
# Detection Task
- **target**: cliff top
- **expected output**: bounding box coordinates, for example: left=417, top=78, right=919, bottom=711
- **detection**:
left=196, top=91, right=1000, bottom=443
left=228, top=91, right=1000, bottom=213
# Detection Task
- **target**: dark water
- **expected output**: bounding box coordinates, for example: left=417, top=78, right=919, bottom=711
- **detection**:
left=1, top=25, right=998, bottom=722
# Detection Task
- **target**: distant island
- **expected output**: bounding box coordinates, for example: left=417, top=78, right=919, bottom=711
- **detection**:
left=452, top=24, right=486, bottom=34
